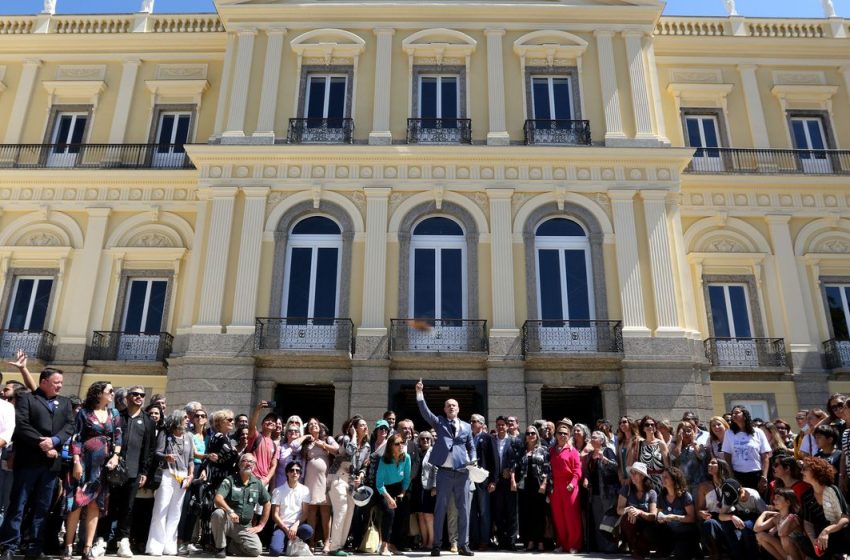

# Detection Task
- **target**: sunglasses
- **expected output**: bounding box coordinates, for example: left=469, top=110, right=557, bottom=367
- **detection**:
left=288, top=468, right=302, bottom=474
left=525, top=432, right=537, bottom=436
left=195, top=414, right=207, bottom=419
left=104, top=389, right=114, bottom=394
left=644, top=423, right=656, bottom=428
left=556, top=432, right=569, bottom=436
left=831, top=403, right=846, bottom=410
left=226, top=418, right=235, bottom=422
left=129, top=392, right=145, bottom=398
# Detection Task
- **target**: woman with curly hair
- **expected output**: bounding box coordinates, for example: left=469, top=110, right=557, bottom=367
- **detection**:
left=615, top=416, right=641, bottom=486
left=636, top=415, right=669, bottom=489
left=722, top=406, right=771, bottom=493
left=61, top=381, right=122, bottom=560
left=798, top=456, right=850, bottom=557
left=655, top=466, right=699, bottom=559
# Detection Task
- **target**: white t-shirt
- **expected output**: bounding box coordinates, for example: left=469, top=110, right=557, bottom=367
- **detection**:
left=721, top=429, right=771, bottom=473
left=271, top=482, right=310, bottom=526
left=799, top=432, right=819, bottom=456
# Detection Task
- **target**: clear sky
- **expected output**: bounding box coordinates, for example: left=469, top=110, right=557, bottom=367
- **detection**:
left=0, top=0, right=847, bottom=17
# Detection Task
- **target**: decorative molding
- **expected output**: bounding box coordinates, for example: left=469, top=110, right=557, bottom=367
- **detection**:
left=56, top=64, right=106, bottom=81
left=772, top=70, right=826, bottom=86
left=402, top=28, right=476, bottom=62
left=512, top=30, right=588, bottom=66
left=18, top=230, right=63, bottom=247
left=771, top=84, right=838, bottom=111
left=155, top=63, right=208, bottom=81
left=668, top=68, right=723, bottom=84
left=42, top=80, right=106, bottom=108
left=145, top=79, right=210, bottom=109
left=667, top=82, right=734, bottom=112
left=290, top=28, right=366, bottom=62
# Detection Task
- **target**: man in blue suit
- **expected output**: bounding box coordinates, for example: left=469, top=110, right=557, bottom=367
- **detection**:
left=416, top=379, right=476, bottom=557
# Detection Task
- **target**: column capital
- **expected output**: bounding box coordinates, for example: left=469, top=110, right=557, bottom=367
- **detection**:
left=484, top=28, right=506, bottom=36
left=373, top=27, right=395, bottom=36
left=364, top=187, right=392, bottom=199
left=262, top=26, right=287, bottom=35
left=765, top=214, right=792, bottom=225
left=641, top=189, right=673, bottom=201
left=608, top=189, right=637, bottom=201
left=23, top=58, right=43, bottom=67
left=87, top=207, right=112, bottom=218
left=209, top=186, right=240, bottom=198
left=593, top=29, right=616, bottom=38
left=737, top=63, right=759, bottom=72
left=122, top=57, right=142, bottom=66
left=231, top=26, right=258, bottom=36
left=242, top=186, right=270, bottom=198
left=622, top=28, right=649, bottom=38
left=333, top=380, right=352, bottom=390
left=485, top=188, right=514, bottom=200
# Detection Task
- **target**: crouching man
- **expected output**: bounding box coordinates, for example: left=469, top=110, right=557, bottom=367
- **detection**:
left=269, top=462, right=314, bottom=556
left=212, top=453, right=271, bottom=558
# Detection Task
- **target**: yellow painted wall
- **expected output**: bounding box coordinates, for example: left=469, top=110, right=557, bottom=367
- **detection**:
left=711, top=381, right=799, bottom=422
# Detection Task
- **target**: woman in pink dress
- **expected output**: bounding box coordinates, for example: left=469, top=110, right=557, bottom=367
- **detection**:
left=550, top=420, right=582, bottom=553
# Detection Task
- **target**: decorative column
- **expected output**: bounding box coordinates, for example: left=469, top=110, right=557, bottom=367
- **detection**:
left=369, top=29, right=395, bottom=145
left=4, top=59, right=41, bottom=144
left=58, top=209, right=111, bottom=347
left=487, top=188, right=516, bottom=333
left=668, top=196, right=699, bottom=336
left=623, top=31, right=657, bottom=143
left=644, top=40, right=668, bottom=145
left=360, top=188, right=391, bottom=333
left=253, top=28, right=287, bottom=142
left=177, top=196, right=209, bottom=333
left=222, top=29, right=257, bottom=141
left=642, top=191, right=682, bottom=336
left=737, top=64, right=771, bottom=148
left=765, top=215, right=819, bottom=368
left=108, top=58, right=141, bottom=143
left=229, top=187, right=270, bottom=334
left=194, top=187, right=238, bottom=332
left=593, top=31, right=626, bottom=144
left=213, top=34, right=237, bottom=139
left=485, top=29, right=509, bottom=146
left=609, top=190, right=650, bottom=335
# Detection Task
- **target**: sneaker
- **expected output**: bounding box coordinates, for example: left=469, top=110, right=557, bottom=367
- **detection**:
left=91, top=539, right=106, bottom=559
left=117, top=539, right=133, bottom=559
left=450, top=545, right=458, bottom=553
left=176, top=544, right=189, bottom=557
left=186, top=544, right=201, bottom=554
left=215, top=548, right=226, bottom=559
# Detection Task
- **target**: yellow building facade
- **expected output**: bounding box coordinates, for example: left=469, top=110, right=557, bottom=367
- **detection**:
left=0, top=0, right=848, bottom=430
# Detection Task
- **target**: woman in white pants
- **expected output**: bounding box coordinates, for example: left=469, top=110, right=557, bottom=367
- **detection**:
left=146, top=410, right=195, bottom=556
left=326, top=415, right=371, bottom=556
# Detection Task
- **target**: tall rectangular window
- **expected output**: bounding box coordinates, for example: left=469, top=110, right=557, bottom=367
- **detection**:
left=305, top=75, right=347, bottom=122
left=531, top=76, right=572, bottom=120
left=6, top=277, right=53, bottom=331
left=48, top=112, right=88, bottom=167
left=825, top=285, right=850, bottom=340
left=122, top=279, right=168, bottom=334
left=708, top=284, right=753, bottom=338
left=418, top=76, right=459, bottom=122
left=791, top=116, right=831, bottom=173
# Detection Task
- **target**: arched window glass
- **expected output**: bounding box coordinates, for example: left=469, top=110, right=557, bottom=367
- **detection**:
left=410, top=217, right=465, bottom=320
left=283, top=215, right=342, bottom=320
left=534, top=218, right=593, bottom=322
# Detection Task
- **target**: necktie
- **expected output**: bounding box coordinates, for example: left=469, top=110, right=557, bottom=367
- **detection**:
left=450, top=421, right=457, bottom=436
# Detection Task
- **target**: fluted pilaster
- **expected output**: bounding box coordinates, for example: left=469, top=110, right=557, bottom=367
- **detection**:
left=623, top=31, right=655, bottom=141
left=369, top=29, right=395, bottom=145
left=487, top=189, right=516, bottom=331
left=195, top=188, right=238, bottom=331
left=642, top=191, right=682, bottom=335
left=223, top=29, right=257, bottom=139
left=610, top=190, right=649, bottom=335
left=485, top=29, right=509, bottom=146
left=254, top=28, right=287, bottom=140
left=360, top=188, right=390, bottom=331
left=229, top=187, right=271, bottom=332
left=593, top=31, right=626, bottom=143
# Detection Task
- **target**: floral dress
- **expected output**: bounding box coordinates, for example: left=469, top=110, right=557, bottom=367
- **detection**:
left=66, top=407, right=122, bottom=512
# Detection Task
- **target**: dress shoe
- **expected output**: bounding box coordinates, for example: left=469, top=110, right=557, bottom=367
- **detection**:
left=458, top=547, right=474, bottom=557
left=449, top=545, right=458, bottom=553
left=430, top=548, right=441, bottom=556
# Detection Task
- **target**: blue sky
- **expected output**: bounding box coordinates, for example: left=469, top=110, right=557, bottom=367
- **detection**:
left=0, top=0, right=848, bottom=17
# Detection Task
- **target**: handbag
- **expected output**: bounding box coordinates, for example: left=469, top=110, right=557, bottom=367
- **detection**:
left=358, top=509, right=381, bottom=553
left=105, top=456, right=129, bottom=487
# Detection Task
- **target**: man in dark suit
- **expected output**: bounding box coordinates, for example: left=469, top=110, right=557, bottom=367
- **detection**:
left=468, top=414, right=497, bottom=551
left=0, top=367, right=74, bottom=560
left=490, top=416, right=520, bottom=550
left=415, top=379, right=476, bottom=557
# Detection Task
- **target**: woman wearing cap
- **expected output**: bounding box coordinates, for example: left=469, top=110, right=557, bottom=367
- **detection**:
left=616, top=462, right=659, bottom=558
left=376, top=434, right=411, bottom=556
left=722, top=406, right=771, bottom=494
left=417, top=431, right=437, bottom=551
left=584, top=431, right=619, bottom=553
left=550, top=420, right=582, bottom=553
left=516, top=425, right=551, bottom=552
left=301, top=418, right=339, bottom=553
left=326, top=416, right=370, bottom=556
left=654, top=466, right=699, bottom=559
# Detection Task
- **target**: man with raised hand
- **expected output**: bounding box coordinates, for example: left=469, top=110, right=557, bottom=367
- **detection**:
left=415, top=379, right=475, bottom=557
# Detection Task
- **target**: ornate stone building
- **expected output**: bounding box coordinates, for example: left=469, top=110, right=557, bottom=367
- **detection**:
left=0, top=0, right=848, bottom=429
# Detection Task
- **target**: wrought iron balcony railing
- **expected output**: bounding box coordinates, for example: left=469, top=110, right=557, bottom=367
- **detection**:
left=704, top=337, right=787, bottom=368
left=254, top=317, right=355, bottom=354
left=522, top=320, right=623, bottom=355
left=523, top=120, right=592, bottom=146
left=89, top=331, right=174, bottom=362
left=824, top=338, right=850, bottom=369
left=684, top=148, right=850, bottom=175
left=0, top=144, right=195, bottom=169
left=407, top=118, right=472, bottom=145
left=0, top=329, right=55, bottom=362
left=389, top=319, right=488, bottom=353
left=287, top=118, right=354, bottom=144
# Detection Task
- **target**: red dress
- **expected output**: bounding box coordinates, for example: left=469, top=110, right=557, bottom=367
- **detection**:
left=550, top=444, right=582, bottom=551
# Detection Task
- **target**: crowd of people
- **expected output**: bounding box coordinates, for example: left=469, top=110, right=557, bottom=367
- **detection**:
left=2, top=355, right=850, bottom=559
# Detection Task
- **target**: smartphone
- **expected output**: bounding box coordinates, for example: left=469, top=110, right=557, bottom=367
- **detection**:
left=266, top=400, right=277, bottom=408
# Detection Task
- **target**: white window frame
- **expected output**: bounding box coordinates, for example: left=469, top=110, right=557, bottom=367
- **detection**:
left=281, top=223, right=343, bottom=318
left=304, top=74, right=348, bottom=119
left=51, top=112, right=88, bottom=146
left=409, top=218, right=467, bottom=320
left=708, top=283, right=754, bottom=338
left=685, top=115, right=721, bottom=150
left=155, top=111, right=192, bottom=145
left=121, top=278, right=169, bottom=333
left=825, top=284, right=850, bottom=337
left=790, top=116, right=828, bottom=151
left=530, top=75, right=573, bottom=120
left=533, top=227, right=594, bottom=321
left=5, top=276, right=53, bottom=331
left=417, top=75, right=460, bottom=119
left=730, top=399, right=770, bottom=422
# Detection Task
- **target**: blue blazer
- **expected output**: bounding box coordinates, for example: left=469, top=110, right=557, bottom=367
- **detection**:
left=417, top=397, right=477, bottom=470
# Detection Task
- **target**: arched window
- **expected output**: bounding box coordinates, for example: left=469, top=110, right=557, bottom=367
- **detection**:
left=410, top=217, right=466, bottom=320
left=534, top=217, right=594, bottom=322
left=282, top=216, right=342, bottom=320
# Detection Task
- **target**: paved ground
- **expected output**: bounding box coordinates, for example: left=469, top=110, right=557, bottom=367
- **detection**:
left=139, top=554, right=627, bottom=560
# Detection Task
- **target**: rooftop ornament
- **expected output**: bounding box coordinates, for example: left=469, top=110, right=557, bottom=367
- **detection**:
left=724, top=0, right=737, bottom=17
left=42, top=0, right=56, bottom=15
left=823, top=0, right=836, bottom=18
left=140, top=0, right=155, bottom=14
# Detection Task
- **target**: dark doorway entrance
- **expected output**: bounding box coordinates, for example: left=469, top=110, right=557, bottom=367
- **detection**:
left=274, top=384, right=336, bottom=433
left=389, top=380, right=487, bottom=432
left=540, top=386, right=604, bottom=428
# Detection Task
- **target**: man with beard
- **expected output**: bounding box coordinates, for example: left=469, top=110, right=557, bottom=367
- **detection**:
left=211, top=453, right=271, bottom=558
